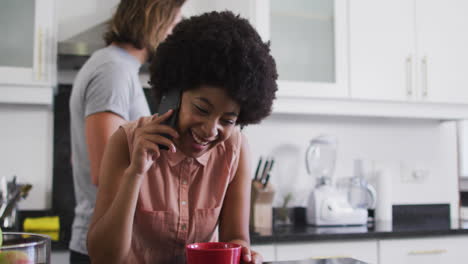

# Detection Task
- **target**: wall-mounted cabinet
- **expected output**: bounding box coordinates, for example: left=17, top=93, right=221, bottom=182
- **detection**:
left=166, top=0, right=468, bottom=120
left=267, top=0, right=349, bottom=99
left=182, top=0, right=349, bottom=99
left=349, top=0, right=468, bottom=105
left=0, top=0, right=56, bottom=87
left=0, top=0, right=56, bottom=105
left=415, top=0, right=468, bottom=104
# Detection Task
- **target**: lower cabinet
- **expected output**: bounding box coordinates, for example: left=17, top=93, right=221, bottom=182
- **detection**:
left=51, top=250, right=69, bottom=264
left=252, top=236, right=468, bottom=263
left=251, top=244, right=276, bottom=262
left=379, top=236, right=468, bottom=264
left=275, top=240, right=378, bottom=264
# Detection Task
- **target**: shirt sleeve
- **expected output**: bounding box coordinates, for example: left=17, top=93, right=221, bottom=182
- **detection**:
left=84, top=62, right=132, bottom=120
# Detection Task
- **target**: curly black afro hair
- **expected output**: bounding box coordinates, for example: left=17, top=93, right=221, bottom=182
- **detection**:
left=149, top=11, right=278, bottom=126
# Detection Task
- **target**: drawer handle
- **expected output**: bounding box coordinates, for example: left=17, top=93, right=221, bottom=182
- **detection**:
left=311, top=255, right=351, bottom=259
left=408, top=249, right=447, bottom=255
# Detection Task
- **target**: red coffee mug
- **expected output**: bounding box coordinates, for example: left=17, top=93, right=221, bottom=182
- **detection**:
left=186, top=242, right=242, bottom=264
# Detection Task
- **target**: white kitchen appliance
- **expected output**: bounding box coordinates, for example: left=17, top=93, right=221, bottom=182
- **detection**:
left=305, top=135, right=368, bottom=226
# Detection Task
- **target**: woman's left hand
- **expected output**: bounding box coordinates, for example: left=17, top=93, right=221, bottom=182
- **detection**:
left=241, top=246, right=263, bottom=264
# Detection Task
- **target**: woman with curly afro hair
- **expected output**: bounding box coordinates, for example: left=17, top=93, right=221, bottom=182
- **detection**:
left=88, top=11, right=278, bottom=264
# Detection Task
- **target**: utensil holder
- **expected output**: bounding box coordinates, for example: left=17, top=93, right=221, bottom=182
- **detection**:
left=250, top=181, right=275, bottom=229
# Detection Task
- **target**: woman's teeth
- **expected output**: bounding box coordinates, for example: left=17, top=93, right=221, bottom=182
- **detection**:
left=191, top=131, right=209, bottom=146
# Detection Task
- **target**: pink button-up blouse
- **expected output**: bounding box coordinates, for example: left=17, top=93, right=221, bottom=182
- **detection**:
left=121, top=117, right=241, bottom=264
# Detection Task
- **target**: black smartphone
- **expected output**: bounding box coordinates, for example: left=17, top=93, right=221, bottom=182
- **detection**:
left=155, top=87, right=182, bottom=150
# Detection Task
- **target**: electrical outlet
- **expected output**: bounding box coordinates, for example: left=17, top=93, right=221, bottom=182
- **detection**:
left=411, top=169, right=429, bottom=183
left=400, top=162, right=429, bottom=183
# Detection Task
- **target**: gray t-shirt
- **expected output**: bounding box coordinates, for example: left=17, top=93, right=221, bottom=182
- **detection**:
left=69, top=45, right=150, bottom=254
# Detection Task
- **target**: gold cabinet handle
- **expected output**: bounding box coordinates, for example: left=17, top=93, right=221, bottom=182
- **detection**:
left=36, top=27, right=43, bottom=81
left=311, top=255, right=352, bottom=259
left=408, top=249, right=447, bottom=255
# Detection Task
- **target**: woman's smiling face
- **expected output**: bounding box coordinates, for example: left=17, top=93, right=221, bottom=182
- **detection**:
left=173, top=85, right=240, bottom=158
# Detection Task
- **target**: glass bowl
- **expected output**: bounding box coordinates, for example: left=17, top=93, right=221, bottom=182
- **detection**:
left=0, top=232, right=51, bottom=264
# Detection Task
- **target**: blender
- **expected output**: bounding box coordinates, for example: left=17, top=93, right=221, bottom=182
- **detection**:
left=305, top=135, right=368, bottom=226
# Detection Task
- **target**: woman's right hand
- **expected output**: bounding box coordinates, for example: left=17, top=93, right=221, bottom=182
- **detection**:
left=128, top=110, right=179, bottom=177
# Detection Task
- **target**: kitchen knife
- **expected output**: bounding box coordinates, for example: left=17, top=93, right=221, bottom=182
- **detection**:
left=262, top=173, right=270, bottom=189
left=253, top=157, right=263, bottom=181
left=259, top=159, right=270, bottom=183
left=267, top=158, right=275, bottom=175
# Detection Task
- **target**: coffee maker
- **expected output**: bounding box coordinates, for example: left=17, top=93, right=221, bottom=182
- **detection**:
left=305, top=135, right=368, bottom=226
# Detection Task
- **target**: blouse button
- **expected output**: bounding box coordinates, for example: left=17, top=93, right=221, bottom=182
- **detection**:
left=181, top=201, right=187, bottom=206
left=186, top=158, right=193, bottom=163
left=182, top=180, right=188, bottom=185
left=181, top=224, right=187, bottom=230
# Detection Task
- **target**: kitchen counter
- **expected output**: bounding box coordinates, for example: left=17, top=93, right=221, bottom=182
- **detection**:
left=264, top=258, right=367, bottom=264
left=251, top=219, right=468, bottom=244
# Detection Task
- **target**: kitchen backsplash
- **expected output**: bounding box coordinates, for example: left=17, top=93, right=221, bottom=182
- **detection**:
left=243, top=113, right=459, bottom=219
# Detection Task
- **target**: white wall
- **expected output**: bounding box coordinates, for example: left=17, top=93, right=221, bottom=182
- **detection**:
left=0, top=104, right=53, bottom=209
left=244, top=114, right=459, bottom=219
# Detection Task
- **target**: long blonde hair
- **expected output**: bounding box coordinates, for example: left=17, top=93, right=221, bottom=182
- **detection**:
left=104, top=0, right=185, bottom=52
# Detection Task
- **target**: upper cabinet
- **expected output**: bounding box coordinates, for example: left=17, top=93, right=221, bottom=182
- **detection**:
left=182, top=0, right=468, bottom=119
left=0, top=0, right=56, bottom=88
left=267, top=0, right=349, bottom=98
left=182, top=0, right=349, bottom=99
left=415, top=0, right=468, bottom=104
left=349, top=0, right=468, bottom=104
left=349, top=0, right=414, bottom=102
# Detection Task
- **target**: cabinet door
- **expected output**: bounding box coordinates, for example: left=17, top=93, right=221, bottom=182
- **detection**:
left=276, top=240, right=378, bottom=264
left=349, top=0, right=416, bottom=101
left=0, top=0, right=56, bottom=87
left=380, top=237, right=468, bottom=264
left=183, top=0, right=349, bottom=99
left=251, top=244, right=276, bottom=262
left=268, top=0, right=349, bottom=98
left=415, top=0, right=468, bottom=104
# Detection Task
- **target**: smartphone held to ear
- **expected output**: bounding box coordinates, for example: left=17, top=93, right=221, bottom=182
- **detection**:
left=156, top=87, right=182, bottom=150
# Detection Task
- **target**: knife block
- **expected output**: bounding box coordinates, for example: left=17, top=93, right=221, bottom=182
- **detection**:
left=250, top=181, right=275, bottom=229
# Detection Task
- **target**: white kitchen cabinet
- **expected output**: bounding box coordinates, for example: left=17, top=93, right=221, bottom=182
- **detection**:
left=415, top=0, right=468, bottom=104
left=180, top=0, right=468, bottom=119
left=349, top=0, right=415, bottom=102
left=275, top=240, right=378, bottom=264
left=251, top=244, right=276, bottom=262
left=0, top=0, right=56, bottom=88
left=349, top=0, right=468, bottom=104
left=183, top=0, right=349, bottom=99
left=267, top=0, right=349, bottom=99
left=51, top=250, right=69, bottom=264
left=379, top=236, right=468, bottom=264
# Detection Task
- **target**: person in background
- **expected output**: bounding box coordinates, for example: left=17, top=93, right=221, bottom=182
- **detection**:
left=68, top=0, right=185, bottom=263
left=87, top=11, right=278, bottom=264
